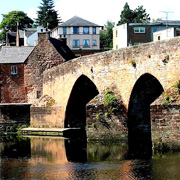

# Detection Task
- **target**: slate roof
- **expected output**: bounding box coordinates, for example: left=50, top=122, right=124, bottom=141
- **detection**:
left=50, top=38, right=75, bottom=61
left=59, top=16, right=101, bottom=27
left=8, top=30, right=24, bottom=38
left=129, top=20, right=180, bottom=26
left=0, top=46, right=35, bottom=64
left=25, top=28, right=37, bottom=38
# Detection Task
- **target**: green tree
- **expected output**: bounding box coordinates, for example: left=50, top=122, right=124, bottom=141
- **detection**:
left=118, top=2, right=134, bottom=25
left=0, top=10, right=33, bottom=41
left=100, top=20, right=115, bottom=49
left=36, top=0, right=61, bottom=30
left=117, top=2, right=150, bottom=25
left=133, top=5, right=150, bottom=23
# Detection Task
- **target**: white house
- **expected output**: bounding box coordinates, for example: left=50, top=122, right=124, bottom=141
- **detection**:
left=24, top=26, right=47, bottom=46
left=51, top=16, right=101, bottom=55
left=153, top=27, right=180, bottom=42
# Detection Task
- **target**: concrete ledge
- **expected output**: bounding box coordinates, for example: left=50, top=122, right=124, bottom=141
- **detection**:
left=20, top=127, right=85, bottom=138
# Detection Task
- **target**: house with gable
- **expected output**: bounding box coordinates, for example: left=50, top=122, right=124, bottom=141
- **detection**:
left=24, top=26, right=47, bottom=46
left=0, top=32, right=75, bottom=104
left=51, top=16, right=101, bottom=56
left=6, top=26, right=47, bottom=47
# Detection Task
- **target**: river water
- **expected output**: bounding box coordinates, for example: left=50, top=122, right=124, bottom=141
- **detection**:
left=0, top=135, right=180, bottom=180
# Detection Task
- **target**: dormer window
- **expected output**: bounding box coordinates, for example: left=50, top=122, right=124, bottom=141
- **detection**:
left=11, top=65, right=18, bottom=75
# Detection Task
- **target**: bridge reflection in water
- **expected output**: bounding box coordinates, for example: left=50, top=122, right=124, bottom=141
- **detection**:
left=2, top=135, right=180, bottom=179
left=0, top=135, right=142, bottom=179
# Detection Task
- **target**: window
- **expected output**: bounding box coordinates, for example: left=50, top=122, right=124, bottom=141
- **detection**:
left=11, top=65, right=18, bottom=75
left=158, top=36, right=160, bottom=40
left=116, top=45, right=118, bottom=49
left=93, top=40, right=97, bottom=46
left=83, top=40, right=90, bottom=47
left=93, top=27, right=96, bottom=34
left=73, top=27, right=79, bottom=34
left=37, top=91, right=41, bottom=99
left=83, top=27, right=89, bottom=34
left=73, top=40, right=80, bottom=47
left=134, top=27, right=145, bottom=33
left=63, top=27, right=67, bottom=34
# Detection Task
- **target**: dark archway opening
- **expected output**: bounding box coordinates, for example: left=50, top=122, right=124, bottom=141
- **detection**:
left=65, top=75, right=99, bottom=134
left=128, top=73, right=164, bottom=158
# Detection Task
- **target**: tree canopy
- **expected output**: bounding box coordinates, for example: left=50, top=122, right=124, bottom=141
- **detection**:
left=36, top=0, right=61, bottom=30
left=117, top=2, right=150, bottom=25
left=100, top=20, right=115, bottom=49
left=0, top=11, right=33, bottom=31
left=0, top=10, right=33, bottom=41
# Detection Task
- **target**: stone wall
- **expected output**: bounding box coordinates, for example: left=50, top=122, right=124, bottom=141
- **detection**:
left=30, top=106, right=64, bottom=128
left=0, top=64, right=26, bottom=103
left=86, top=103, right=128, bottom=140
left=32, top=37, right=180, bottom=141
left=0, top=104, right=31, bottom=131
left=24, top=32, right=66, bottom=104
left=151, top=105, right=180, bottom=142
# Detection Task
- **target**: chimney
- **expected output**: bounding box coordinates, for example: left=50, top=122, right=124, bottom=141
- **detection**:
left=16, top=22, right=19, bottom=47
left=38, top=31, right=50, bottom=42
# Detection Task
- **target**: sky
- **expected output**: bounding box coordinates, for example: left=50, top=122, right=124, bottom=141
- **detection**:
left=0, top=0, right=180, bottom=26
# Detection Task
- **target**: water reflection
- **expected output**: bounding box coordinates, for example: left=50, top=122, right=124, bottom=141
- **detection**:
left=1, top=136, right=180, bottom=179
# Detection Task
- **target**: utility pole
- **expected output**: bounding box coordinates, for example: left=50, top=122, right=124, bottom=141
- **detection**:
left=160, top=11, right=173, bottom=37
left=160, top=11, right=173, bottom=27
left=16, top=21, right=19, bottom=47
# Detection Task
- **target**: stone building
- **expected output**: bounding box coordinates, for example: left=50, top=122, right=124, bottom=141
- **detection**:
left=0, top=32, right=75, bottom=104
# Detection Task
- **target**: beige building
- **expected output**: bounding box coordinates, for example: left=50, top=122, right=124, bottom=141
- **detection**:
left=51, top=16, right=101, bottom=56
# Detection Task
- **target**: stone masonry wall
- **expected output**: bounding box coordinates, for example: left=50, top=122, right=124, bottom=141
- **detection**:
left=86, top=104, right=128, bottom=140
left=0, top=104, right=31, bottom=131
left=24, top=32, right=65, bottom=104
left=30, top=106, right=64, bottom=128
left=0, top=64, right=26, bottom=103
left=34, top=37, right=180, bottom=140
left=151, top=105, right=180, bottom=142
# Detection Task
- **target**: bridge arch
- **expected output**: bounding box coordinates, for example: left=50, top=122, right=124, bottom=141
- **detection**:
left=128, top=73, right=164, bottom=158
left=64, top=74, right=99, bottom=129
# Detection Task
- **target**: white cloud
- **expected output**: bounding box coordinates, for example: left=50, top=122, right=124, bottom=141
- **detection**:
left=55, top=0, right=125, bottom=25
left=25, top=8, right=38, bottom=21
left=25, top=0, right=180, bottom=26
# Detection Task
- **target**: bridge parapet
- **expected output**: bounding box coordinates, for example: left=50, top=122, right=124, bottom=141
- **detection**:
left=31, top=37, right=180, bottom=141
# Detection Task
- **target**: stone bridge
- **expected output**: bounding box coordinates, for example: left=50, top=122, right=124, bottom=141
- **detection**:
left=31, top=37, right=180, bottom=152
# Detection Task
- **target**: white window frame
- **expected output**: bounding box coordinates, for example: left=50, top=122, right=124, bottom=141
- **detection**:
left=11, top=65, right=18, bottom=75
left=134, top=27, right=145, bottom=33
